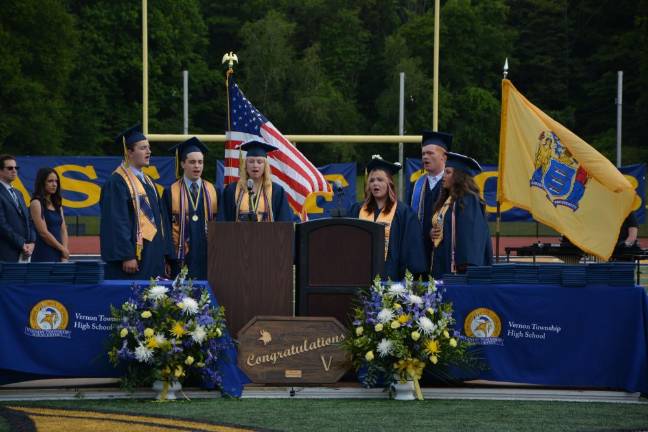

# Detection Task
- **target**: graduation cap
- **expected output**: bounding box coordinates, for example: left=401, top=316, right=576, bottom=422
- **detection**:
left=366, top=155, right=402, bottom=175
left=239, top=140, right=277, bottom=157
left=115, top=124, right=147, bottom=148
left=421, top=130, right=452, bottom=151
left=169, top=137, right=208, bottom=178
left=115, top=124, right=147, bottom=167
left=446, top=152, right=482, bottom=176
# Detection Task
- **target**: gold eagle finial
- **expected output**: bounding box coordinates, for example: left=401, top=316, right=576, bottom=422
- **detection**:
left=222, top=51, right=239, bottom=69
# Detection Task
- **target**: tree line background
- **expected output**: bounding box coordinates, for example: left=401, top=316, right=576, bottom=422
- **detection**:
left=1, top=0, right=646, bottom=175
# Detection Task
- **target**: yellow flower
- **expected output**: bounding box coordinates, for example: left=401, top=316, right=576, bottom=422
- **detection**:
left=427, top=307, right=435, bottom=315
left=397, top=314, right=410, bottom=324
left=176, top=302, right=185, bottom=310
left=365, top=351, right=374, bottom=362
left=449, top=338, right=457, bottom=348
left=374, top=323, right=383, bottom=332
left=443, top=330, right=450, bottom=339
left=393, top=303, right=402, bottom=309
left=390, top=320, right=400, bottom=329
left=430, top=355, right=438, bottom=364
left=174, top=365, right=184, bottom=378
left=141, top=310, right=152, bottom=319
left=185, top=356, right=195, bottom=366
left=170, top=322, right=186, bottom=338
left=411, top=331, right=421, bottom=341
left=143, top=328, right=154, bottom=338
left=424, top=339, right=441, bottom=356
left=119, top=328, right=128, bottom=338
left=196, top=362, right=205, bottom=368
left=355, top=327, right=364, bottom=336
left=215, top=328, right=222, bottom=337
left=147, top=337, right=159, bottom=349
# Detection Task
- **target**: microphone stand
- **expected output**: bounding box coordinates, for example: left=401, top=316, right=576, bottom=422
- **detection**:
left=245, top=184, right=258, bottom=222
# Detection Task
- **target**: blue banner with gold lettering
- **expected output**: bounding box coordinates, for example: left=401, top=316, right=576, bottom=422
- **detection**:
left=13, top=157, right=357, bottom=220
left=405, top=159, right=646, bottom=223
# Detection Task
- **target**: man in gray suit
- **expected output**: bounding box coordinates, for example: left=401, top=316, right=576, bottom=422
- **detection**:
left=0, top=154, right=35, bottom=262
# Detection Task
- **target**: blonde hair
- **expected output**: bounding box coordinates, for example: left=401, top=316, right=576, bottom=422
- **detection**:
left=237, top=156, right=273, bottom=190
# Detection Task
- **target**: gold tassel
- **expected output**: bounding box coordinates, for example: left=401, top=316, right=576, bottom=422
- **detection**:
left=122, top=136, right=129, bottom=168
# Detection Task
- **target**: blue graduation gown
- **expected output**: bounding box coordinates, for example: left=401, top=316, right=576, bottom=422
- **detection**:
left=431, top=193, right=493, bottom=279
left=220, top=182, right=292, bottom=222
left=408, top=177, right=443, bottom=273
left=162, top=183, right=219, bottom=280
left=100, top=173, right=171, bottom=280
left=349, top=201, right=428, bottom=281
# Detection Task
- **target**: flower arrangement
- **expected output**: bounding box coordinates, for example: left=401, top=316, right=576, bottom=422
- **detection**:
left=344, top=271, right=474, bottom=400
left=108, top=267, right=232, bottom=399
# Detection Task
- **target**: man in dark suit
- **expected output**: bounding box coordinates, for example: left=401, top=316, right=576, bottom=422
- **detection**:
left=407, top=131, right=452, bottom=273
left=0, top=154, right=35, bottom=262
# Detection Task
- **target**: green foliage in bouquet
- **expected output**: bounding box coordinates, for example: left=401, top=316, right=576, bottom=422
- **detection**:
left=344, top=271, right=478, bottom=398
left=108, top=267, right=232, bottom=392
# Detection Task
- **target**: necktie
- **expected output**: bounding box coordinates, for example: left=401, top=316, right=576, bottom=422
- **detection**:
left=8, top=187, right=19, bottom=208
left=189, top=182, right=198, bottom=202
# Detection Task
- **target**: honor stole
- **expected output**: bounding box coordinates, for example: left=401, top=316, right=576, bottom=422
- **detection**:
left=235, top=182, right=274, bottom=222
left=359, top=203, right=397, bottom=260
left=431, top=196, right=455, bottom=273
left=114, top=165, right=159, bottom=260
left=170, top=180, right=218, bottom=261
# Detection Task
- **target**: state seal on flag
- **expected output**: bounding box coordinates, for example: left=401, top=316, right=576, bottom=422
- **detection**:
left=530, top=130, right=589, bottom=211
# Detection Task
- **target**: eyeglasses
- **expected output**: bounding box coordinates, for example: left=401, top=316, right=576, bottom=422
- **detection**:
left=3, top=166, right=19, bottom=171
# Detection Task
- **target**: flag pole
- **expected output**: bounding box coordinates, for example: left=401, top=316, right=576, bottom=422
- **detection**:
left=222, top=52, right=239, bottom=185
left=432, top=0, right=440, bottom=131
left=142, top=0, right=148, bottom=134
left=495, top=58, right=509, bottom=263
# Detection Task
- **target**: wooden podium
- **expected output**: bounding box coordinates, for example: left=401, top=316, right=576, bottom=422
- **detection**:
left=208, top=222, right=294, bottom=335
left=295, top=218, right=384, bottom=326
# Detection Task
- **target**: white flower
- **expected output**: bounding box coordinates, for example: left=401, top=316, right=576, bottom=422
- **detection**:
left=191, top=325, right=207, bottom=344
left=418, top=316, right=437, bottom=336
left=178, top=297, right=199, bottom=315
left=376, top=338, right=394, bottom=357
left=377, top=308, right=395, bottom=324
left=134, top=344, right=154, bottom=363
left=148, top=285, right=168, bottom=301
left=406, top=294, right=423, bottom=306
left=387, top=283, right=407, bottom=298
left=153, top=333, right=167, bottom=346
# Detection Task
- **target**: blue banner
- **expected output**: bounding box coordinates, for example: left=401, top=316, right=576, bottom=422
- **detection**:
left=0, top=280, right=247, bottom=396
left=445, top=283, right=648, bottom=393
left=13, top=156, right=176, bottom=217
left=406, top=159, right=646, bottom=223
left=13, top=157, right=357, bottom=220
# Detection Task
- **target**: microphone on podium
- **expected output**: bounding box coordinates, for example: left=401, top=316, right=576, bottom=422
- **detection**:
left=329, top=180, right=347, bottom=218
left=245, top=179, right=258, bottom=222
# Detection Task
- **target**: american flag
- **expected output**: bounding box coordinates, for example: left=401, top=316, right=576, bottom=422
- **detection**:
left=225, top=77, right=331, bottom=216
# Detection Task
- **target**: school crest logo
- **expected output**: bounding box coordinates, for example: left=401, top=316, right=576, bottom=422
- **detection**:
left=463, top=307, right=504, bottom=346
left=25, top=300, right=72, bottom=338
left=530, top=131, right=589, bottom=210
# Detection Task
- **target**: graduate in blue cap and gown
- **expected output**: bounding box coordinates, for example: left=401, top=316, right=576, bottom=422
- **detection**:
left=408, top=131, right=452, bottom=272
left=162, top=137, right=219, bottom=279
left=100, top=124, right=171, bottom=280
left=430, top=152, right=492, bottom=279
left=349, top=155, right=427, bottom=281
left=221, top=140, right=292, bottom=222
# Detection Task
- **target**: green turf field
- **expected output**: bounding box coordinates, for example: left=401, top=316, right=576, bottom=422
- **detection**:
left=2, top=398, right=647, bottom=432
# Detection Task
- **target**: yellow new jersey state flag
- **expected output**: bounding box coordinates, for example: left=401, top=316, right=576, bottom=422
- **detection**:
left=497, top=79, right=639, bottom=260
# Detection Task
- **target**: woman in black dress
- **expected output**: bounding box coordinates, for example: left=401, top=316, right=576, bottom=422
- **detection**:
left=29, top=168, right=69, bottom=262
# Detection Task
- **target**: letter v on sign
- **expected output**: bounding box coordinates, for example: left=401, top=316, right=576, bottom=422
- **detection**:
left=320, top=355, right=332, bottom=371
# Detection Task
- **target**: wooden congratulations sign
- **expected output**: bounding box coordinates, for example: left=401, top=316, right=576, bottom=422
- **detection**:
left=237, top=316, right=351, bottom=384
